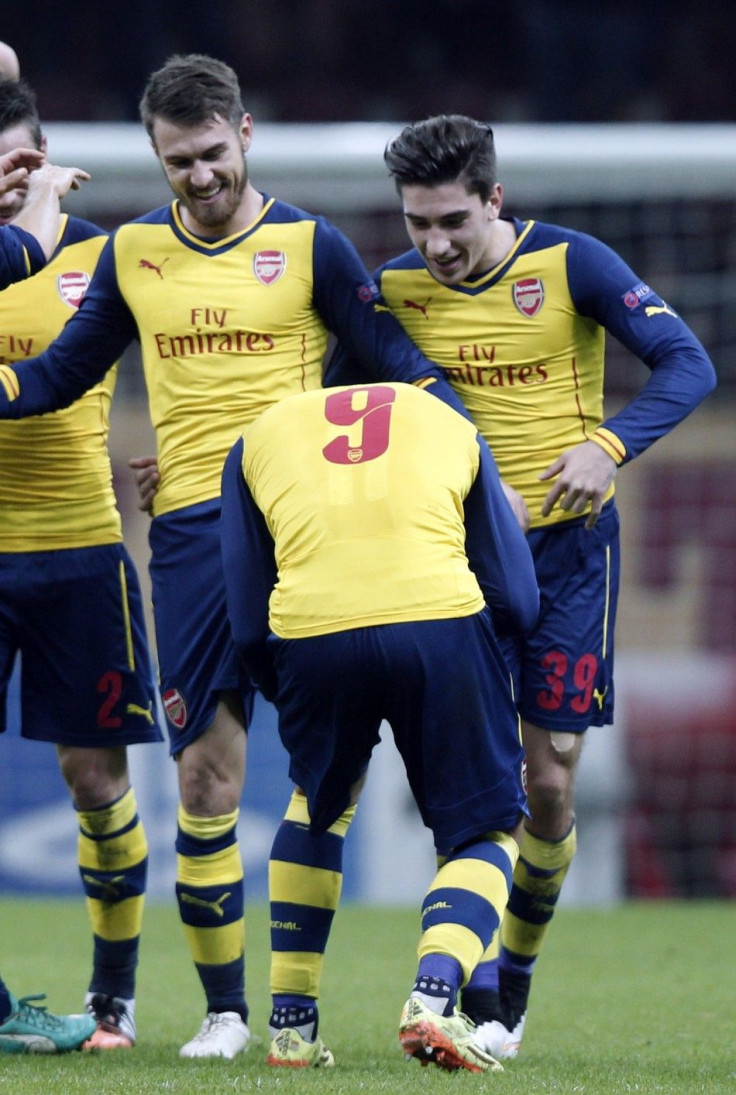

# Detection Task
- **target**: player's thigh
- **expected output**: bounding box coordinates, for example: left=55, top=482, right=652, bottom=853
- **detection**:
left=12, top=545, right=162, bottom=747
left=274, top=631, right=383, bottom=827
left=150, top=503, right=254, bottom=751
left=519, top=504, right=620, bottom=732
left=383, top=614, right=526, bottom=853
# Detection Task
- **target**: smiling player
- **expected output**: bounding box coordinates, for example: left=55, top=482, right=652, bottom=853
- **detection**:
left=327, top=113, right=717, bottom=1059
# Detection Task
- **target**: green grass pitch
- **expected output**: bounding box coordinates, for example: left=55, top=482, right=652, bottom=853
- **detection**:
left=0, top=897, right=733, bottom=1093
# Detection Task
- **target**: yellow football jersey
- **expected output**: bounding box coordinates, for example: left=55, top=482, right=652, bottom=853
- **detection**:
left=367, top=218, right=716, bottom=529
left=241, top=383, right=486, bottom=637
left=378, top=223, right=607, bottom=527
left=0, top=215, right=119, bottom=550
left=0, top=197, right=456, bottom=521
left=112, top=201, right=329, bottom=515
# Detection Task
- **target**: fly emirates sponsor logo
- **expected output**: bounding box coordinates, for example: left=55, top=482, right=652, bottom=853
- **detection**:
left=0, top=334, right=34, bottom=362
left=153, top=307, right=275, bottom=359
left=447, top=343, right=549, bottom=387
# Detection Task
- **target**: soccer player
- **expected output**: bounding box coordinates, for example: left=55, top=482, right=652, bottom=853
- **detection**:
left=0, top=55, right=467, bottom=1060
left=0, top=110, right=100, bottom=1059
left=326, top=114, right=717, bottom=1059
left=220, top=381, right=539, bottom=1071
left=0, top=76, right=163, bottom=1051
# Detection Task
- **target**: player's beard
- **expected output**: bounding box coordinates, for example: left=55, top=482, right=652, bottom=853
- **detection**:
left=184, top=162, right=248, bottom=231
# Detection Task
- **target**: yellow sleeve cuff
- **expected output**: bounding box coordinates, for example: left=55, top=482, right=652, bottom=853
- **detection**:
left=0, top=364, right=20, bottom=401
left=592, top=427, right=626, bottom=465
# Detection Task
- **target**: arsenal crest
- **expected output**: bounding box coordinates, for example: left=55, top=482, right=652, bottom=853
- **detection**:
left=163, top=688, right=188, bottom=729
left=512, top=277, right=544, bottom=317
left=57, top=271, right=91, bottom=309
left=253, top=250, right=286, bottom=285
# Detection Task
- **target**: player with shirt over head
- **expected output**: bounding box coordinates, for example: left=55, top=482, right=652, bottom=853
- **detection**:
left=0, top=56, right=470, bottom=1060
left=220, top=380, right=539, bottom=1072
left=0, top=75, right=163, bottom=1051
left=326, top=114, right=717, bottom=1060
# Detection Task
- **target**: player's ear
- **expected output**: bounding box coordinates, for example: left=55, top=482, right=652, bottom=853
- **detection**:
left=488, top=182, right=503, bottom=219
left=239, top=113, right=253, bottom=154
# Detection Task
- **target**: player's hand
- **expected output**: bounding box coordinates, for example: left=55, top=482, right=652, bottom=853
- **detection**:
left=500, top=478, right=531, bottom=533
left=539, top=441, right=617, bottom=529
left=129, top=455, right=160, bottom=513
left=0, top=147, right=45, bottom=196
left=26, top=161, right=91, bottom=200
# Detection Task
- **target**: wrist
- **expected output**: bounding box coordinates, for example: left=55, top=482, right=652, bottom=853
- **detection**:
left=591, top=427, right=625, bottom=465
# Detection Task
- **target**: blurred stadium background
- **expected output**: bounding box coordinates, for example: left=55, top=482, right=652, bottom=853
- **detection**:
left=0, top=4, right=734, bottom=908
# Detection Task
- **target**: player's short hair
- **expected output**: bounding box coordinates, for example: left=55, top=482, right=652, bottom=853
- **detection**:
left=0, top=76, right=42, bottom=149
left=384, top=115, right=497, bottom=203
left=139, top=53, right=245, bottom=138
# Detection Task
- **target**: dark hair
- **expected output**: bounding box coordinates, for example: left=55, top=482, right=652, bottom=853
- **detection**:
left=139, top=54, right=244, bottom=139
left=384, top=114, right=497, bottom=203
left=0, top=76, right=42, bottom=149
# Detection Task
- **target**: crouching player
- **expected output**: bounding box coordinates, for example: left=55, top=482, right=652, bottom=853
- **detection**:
left=220, top=381, right=539, bottom=1073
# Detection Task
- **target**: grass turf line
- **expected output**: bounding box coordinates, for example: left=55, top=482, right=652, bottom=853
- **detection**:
left=0, top=898, right=733, bottom=1093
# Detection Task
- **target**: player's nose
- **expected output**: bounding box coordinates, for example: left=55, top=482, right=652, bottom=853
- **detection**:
left=424, top=229, right=451, bottom=257
left=189, top=160, right=216, bottom=188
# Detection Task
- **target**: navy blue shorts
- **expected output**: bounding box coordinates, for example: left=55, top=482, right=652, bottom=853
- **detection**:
left=501, top=501, right=620, bottom=733
left=271, top=610, right=527, bottom=855
left=0, top=543, right=163, bottom=747
left=149, top=499, right=254, bottom=753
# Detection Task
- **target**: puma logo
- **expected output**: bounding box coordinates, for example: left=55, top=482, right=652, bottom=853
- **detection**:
left=403, top=297, right=431, bottom=318
left=139, top=257, right=169, bottom=279
left=644, top=303, right=678, bottom=319
left=126, top=701, right=155, bottom=725
left=593, top=687, right=608, bottom=710
left=82, top=874, right=126, bottom=901
left=179, top=891, right=231, bottom=918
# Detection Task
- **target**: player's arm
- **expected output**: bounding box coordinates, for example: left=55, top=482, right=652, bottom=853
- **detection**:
left=540, top=232, right=717, bottom=526
left=220, top=438, right=279, bottom=703
left=464, top=437, right=539, bottom=636
left=0, top=223, right=43, bottom=288
left=0, top=151, right=48, bottom=286
left=314, top=222, right=470, bottom=414
left=13, top=160, right=91, bottom=260
left=0, top=236, right=136, bottom=418
left=569, top=231, right=717, bottom=462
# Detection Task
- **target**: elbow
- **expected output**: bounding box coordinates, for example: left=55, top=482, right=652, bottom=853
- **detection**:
left=693, top=354, right=718, bottom=401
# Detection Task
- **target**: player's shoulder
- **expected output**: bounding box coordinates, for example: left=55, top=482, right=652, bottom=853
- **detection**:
left=263, top=195, right=352, bottom=248
left=520, top=217, right=612, bottom=260
left=379, top=248, right=426, bottom=274
left=263, top=194, right=323, bottom=226
left=116, top=204, right=173, bottom=232
left=61, top=214, right=108, bottom=246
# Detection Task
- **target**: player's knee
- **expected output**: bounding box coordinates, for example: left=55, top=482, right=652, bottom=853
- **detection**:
left=177, top=759, right=242, bottom=816
left=524, top=766, right=574, bottom=833
left=58, top=746, right=129, bottom=808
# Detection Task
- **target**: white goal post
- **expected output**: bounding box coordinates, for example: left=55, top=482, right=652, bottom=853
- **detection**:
left=45, top=120, right=736, bottom=214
